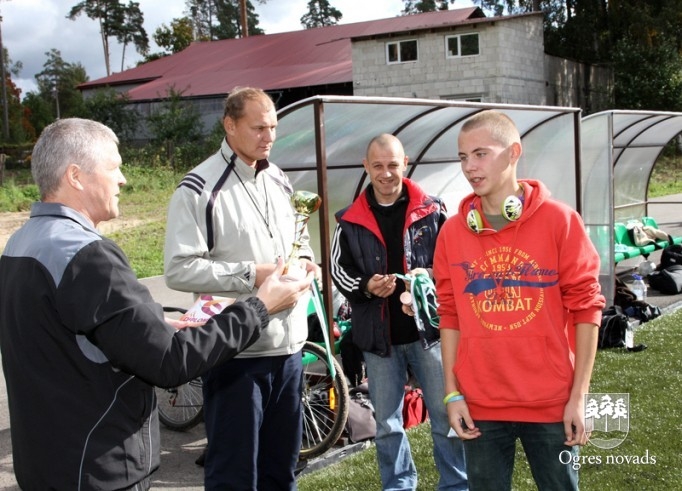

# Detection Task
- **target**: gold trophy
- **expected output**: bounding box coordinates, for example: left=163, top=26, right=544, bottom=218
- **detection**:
left=283, top=190, right=321, bottom=277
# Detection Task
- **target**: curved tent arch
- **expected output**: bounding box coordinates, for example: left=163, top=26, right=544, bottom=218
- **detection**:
left=581, top=110, right=682, bottom=305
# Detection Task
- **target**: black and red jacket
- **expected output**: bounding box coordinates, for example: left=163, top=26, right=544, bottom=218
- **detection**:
left=330, top=179, right=446, bottom=356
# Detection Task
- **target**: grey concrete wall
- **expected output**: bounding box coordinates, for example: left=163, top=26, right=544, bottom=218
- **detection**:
left=352, top=16, right=546, bottom=105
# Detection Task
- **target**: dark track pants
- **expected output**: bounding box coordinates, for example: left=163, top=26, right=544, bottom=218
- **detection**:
left=202, top=353, right=303, bottom=490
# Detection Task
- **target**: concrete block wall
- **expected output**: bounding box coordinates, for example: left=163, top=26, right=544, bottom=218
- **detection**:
left=352, top=15, right=547, bottom=106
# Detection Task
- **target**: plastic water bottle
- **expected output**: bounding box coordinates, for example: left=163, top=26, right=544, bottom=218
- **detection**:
left=637, top=259, right=656, bottom=277
left=625, top=320, right=635, bottom=349
left=631, top=274, right=647, bottom=302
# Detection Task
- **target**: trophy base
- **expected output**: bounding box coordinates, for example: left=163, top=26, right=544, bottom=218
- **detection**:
left=282, top=261, right=306, bottom=282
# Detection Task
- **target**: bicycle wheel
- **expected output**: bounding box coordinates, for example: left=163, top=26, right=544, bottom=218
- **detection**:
left=155, top=378, right=204, bottom=431
left=299, top=340, right=350, bottom=460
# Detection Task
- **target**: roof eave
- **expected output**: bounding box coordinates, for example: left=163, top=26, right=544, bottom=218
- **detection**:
left=77, top=76, right=162, bottom=91
left=349, top=10, right=541, bottom=42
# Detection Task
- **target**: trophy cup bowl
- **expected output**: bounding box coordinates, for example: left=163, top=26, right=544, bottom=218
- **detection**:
left=283, top=190, right=321, bottom=277
left=292, top=190, right=322, bottom=216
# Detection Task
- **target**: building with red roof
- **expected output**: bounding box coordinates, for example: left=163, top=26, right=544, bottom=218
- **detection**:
left=80, top=7, right=611, bottom=137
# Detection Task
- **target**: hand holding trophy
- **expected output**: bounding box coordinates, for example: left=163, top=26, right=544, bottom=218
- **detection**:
left=283, top=190, right=322, bottom=278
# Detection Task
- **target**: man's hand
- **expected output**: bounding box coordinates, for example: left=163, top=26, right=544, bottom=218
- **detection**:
left=447, top=400, right=481, bottom=440
left=366, top=274, right=396, bottom=298
left=254, top=262, right=278, bottom=288
left=300, top=258, right=322, bottom=290
left=257, top=258, right=313, bottom=314
left=400, top=268, right=431, bottom=316
left=401, top=298, right=415, bottom=316
left=563, top=396, right=589, bottom=446
left=407, top=267, right=430, bottom=279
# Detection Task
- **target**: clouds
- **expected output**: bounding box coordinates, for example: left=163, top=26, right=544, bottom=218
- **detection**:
left=3, top=0, right=184, bottom=96
left=2, top=0, right=472, bottom=98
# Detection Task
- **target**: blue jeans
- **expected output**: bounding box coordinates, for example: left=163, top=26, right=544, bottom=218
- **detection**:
left=463, top=421, right=579, bottom=491
left=364, top=341, right=467, bottom=491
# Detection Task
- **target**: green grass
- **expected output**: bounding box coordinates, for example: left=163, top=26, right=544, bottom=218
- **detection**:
left=108, top=221, right=168, bottom=279
left=111, top=166, right=183, bottom=277
left=118, top=165, right=183, bottom=218
left=297, top=308, right=682, bottom=490
left=649, top=154, right=682, bottom=198
left=0, top=179, right=39, bottom=211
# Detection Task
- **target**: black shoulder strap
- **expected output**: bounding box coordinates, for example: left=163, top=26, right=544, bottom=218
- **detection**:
left=205, top=152, right=236, bottom=252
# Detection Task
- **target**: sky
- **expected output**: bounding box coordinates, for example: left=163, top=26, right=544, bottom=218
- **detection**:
left=2, top=0, right=475, bottom=98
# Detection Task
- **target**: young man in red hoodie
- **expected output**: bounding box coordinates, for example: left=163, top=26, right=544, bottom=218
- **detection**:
left=434, top=110, right=605, bottom=490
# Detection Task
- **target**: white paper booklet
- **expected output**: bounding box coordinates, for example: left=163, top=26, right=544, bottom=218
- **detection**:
left=179, top=294, right=235, bottom=323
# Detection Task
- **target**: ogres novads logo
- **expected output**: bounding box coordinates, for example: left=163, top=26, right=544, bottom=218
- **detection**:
left=585, top=393, right=629, bottom=449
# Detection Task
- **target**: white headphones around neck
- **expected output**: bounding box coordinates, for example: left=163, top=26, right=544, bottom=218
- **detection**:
left=466, top=193, right=524, bottom=233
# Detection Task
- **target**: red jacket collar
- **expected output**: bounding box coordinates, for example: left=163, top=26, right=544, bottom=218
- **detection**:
left=341, top=179, right=439, bottom=236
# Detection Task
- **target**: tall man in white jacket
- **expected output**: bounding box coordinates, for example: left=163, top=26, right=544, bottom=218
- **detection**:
left=164, top=86, right=320, bottom=490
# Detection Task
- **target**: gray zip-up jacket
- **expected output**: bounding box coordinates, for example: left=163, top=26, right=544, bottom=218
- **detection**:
left=0, top=202, right=268, bottom=490
left=164, top=139, right=313, bottom=357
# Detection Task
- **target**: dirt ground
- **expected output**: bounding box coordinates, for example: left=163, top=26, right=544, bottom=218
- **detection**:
left=0, top=212, right=29, bottom=251
left=0, top=212, right=145, bottom=252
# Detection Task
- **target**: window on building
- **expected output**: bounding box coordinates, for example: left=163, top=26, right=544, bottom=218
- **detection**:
left=386, top=39, right=418, bottom=64
left=445, top=33, right=480, bottom=58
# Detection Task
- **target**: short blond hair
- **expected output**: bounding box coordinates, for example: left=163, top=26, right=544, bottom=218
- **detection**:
left=460, top=110, right=520, bottom=147
left=223, top=87, right=274, bottom=120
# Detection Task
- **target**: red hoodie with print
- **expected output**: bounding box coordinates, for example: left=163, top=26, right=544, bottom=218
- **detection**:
left=433, top=179, right=605, bottom=422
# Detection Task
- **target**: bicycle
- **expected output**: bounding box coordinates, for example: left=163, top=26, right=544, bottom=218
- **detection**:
left=155, top=376, right=204, bottom=431
left=299, top=338, right=349, bottom=459
left=156, top=306, right=350, bottom=460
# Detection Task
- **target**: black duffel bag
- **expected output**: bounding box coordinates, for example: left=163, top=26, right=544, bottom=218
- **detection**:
left=598, top=305, right=628, bottom=349
left=658, top=244, right=682, bottom=270
left=648, top=264, right=682, bottom=295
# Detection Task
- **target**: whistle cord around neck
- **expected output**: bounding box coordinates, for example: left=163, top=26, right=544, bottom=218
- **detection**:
left=227, top=152, right=273, bottom=239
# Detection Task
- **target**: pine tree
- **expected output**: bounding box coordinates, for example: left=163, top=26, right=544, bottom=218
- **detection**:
left=68, top=0, right=148, bottom=76
left=401, top=0, right=454, bottom=14
left=185, top=0, right=264, bottom=40
left=300, top=0, right=343, bottom=29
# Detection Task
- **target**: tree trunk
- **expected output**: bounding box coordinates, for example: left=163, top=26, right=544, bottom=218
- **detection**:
left=99, top=18, right=111, bottom=76
left=240, top=0, right=248, bottom=37
left=121, top=42, right=127, bottom=72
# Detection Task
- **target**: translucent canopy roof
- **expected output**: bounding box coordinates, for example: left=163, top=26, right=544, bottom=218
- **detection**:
left=582, top=110, right=682, bottom=304
left=270, top=95, right=581, bottom=315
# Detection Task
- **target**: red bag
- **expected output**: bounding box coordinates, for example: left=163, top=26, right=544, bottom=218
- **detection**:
left=402, top=386, right=428, bottom=429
